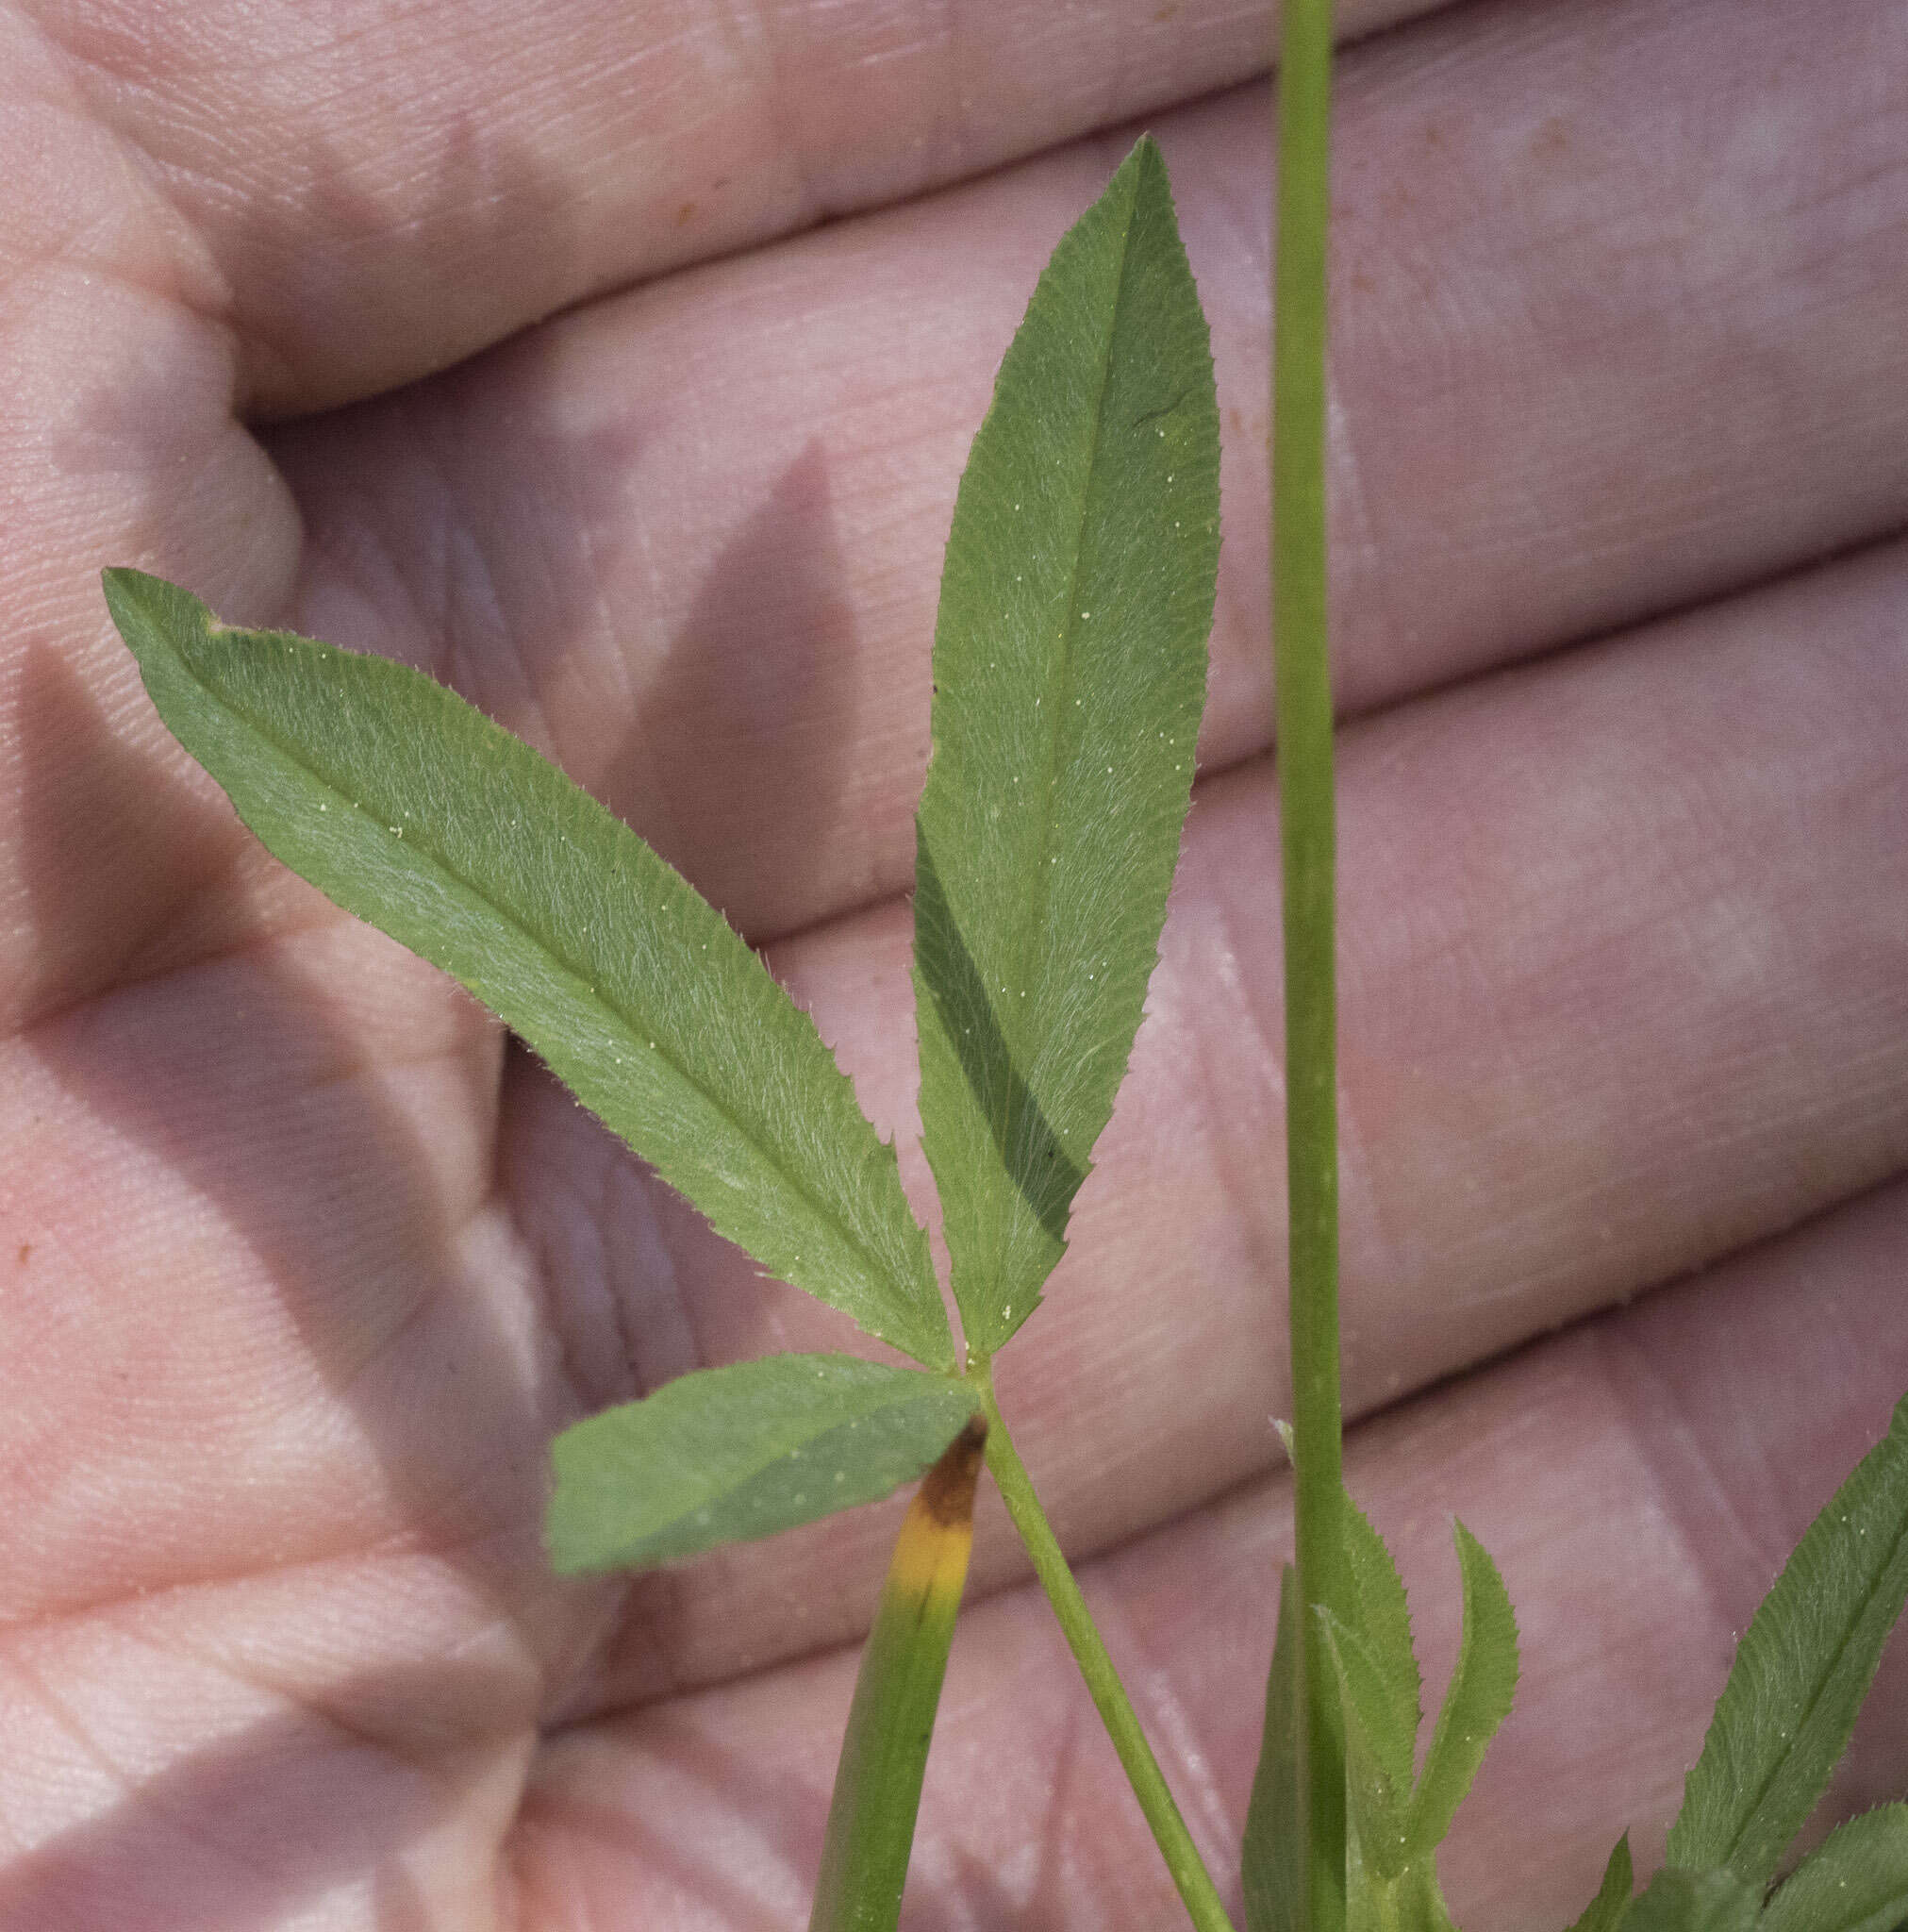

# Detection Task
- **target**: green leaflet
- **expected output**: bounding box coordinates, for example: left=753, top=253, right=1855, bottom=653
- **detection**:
left=912, top=134, right=1220, bottom=1357
left=1244, top=1563, right=1309, bottom=1932
left=103, top=569, right=952, bottom=1370
left=1320, top=1611, right=1413, bottom=1883
left=1761, top=1805, right=1908, bottom=1932
left=546, top=1355, right=975, bottom=1572
left=1328, top=1492, right=1426, bottom=1890
left=1403, top=1522, right=1519, bottom=1865
left=1564, top=1836, right=1634, bottom=1932
left=1621, top=1869, right=1760, bottom=1932
left=1337, top=1495, right=1423, bottom=1794
left=1667, top=1393, right=1908, bottom=1888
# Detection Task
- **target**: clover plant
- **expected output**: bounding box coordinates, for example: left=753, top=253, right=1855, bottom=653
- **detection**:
left=102, top=5, right=1908, bottom=1925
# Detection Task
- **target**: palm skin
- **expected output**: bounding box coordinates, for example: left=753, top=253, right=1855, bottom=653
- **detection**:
left=2, top=1, right=1905, bottom=1927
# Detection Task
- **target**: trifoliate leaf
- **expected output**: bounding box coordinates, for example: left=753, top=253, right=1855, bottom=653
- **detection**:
left=1403, top=1522, right=1518, bottom=1863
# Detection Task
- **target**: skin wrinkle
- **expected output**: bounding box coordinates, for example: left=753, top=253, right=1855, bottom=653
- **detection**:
left=327, top=1271, right=486, bottom=1457
left=0, top=1641, right=132, bottom=1801
left=524, top=1101, right=632, bottom=1430
left=134, top=1640, right=445, bottom=1790
left=1182, top=871, right=1290, bottom=1365
left=754, top=0, right=826, bottom=234
left=11, top=1541, right=543, bottom=1726
left=499, top=1054, right=700, bottom=1474
left=12, top=8, right=239, bottom=338
left=1093, top=1582, right=1236, bottom=1861
left=11, top=836, right=262, bottom=1038
left=558, top=460, right=635, bottom=763
left=441, top=508, right=545, bottom=745
left=219, top=1639, right=534, bottom=1801
left=119, top=1557, right=554, bottom=1767
left=0, top=1443, right=475, bottom=1631
left=26, top=938, right=471, bottom=1158
left=398, top=390, right=548, bottom=741
left=1594, top=1317, right=1768, bottom=1656
left=293, top=441, right=434, bottom=681
left=1017, top=1692, right=1096, bottom=1926
left=611, top=1157, right=707, bottom=1401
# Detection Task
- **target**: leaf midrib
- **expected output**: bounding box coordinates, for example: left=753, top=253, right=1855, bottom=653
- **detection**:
left=985, top=176, right=1144, bottom=1300
left=1720, top=1494, right=1908, bottom=1870
left=184, top=633, right=925, bottom=1341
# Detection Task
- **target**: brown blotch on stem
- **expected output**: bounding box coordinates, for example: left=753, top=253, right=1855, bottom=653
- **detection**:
left=920, top=1415, right=987, bottom=1527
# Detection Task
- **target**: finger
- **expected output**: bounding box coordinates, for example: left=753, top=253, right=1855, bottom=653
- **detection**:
left=275, top=0, right=1908, bottom=940
left=0, top=925, right=540, bottom=1624
left=0, top=1553, right=539, bottom=1932
left=41, top=0, right=1308, bottom=415
left=510, top=1178, right=1908, bottom=1932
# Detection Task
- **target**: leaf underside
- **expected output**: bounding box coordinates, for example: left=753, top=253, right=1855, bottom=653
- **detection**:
left=912, top=133, right=1221, bottom=1358
left=1760, top=1804, right=1908, bottom=1932
left=104, top=569, right=951, bottom=1370
left=1622, top=1867, right=1761, bottom=1932
left=1406, top=1521, right=1519, bottom=1864
left=1336, top=1495, right=1422, bottom=1794
left=1322, top=1609, right=1413, bottom=1882
left=546, top=1355, right=975, bottom=1572
left=1668, top=1392, right=1908, bottom=1888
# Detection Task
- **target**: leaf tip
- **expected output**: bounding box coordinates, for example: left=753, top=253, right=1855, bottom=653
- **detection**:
left=100, top=562, right=158, bottom=625
left=101, top=565, right=216, bottom=657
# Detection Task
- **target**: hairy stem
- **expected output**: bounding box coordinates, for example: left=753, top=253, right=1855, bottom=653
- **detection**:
left=1272, top=1, right=1347, bottom=1929
left=976, top=1377, right=1237, bottom=1932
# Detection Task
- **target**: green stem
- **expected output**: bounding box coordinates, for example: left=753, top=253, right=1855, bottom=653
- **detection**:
left=1272, top=3, right=1347, bottom=1931
left=975, top=1377, right=1237, bottom=1932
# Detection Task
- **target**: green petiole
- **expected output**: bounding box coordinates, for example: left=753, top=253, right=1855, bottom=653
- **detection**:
left=974, top=1371, right=1239, bottom=1932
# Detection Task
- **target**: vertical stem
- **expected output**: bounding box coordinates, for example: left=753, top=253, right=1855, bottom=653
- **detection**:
left=1272, top=4, right=1346, bottom=1931
left=976, top=1380, right=1237, bottom=1932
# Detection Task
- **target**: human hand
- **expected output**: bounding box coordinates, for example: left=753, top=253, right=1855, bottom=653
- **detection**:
left=4, top=2, right=1905, bottom=1926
